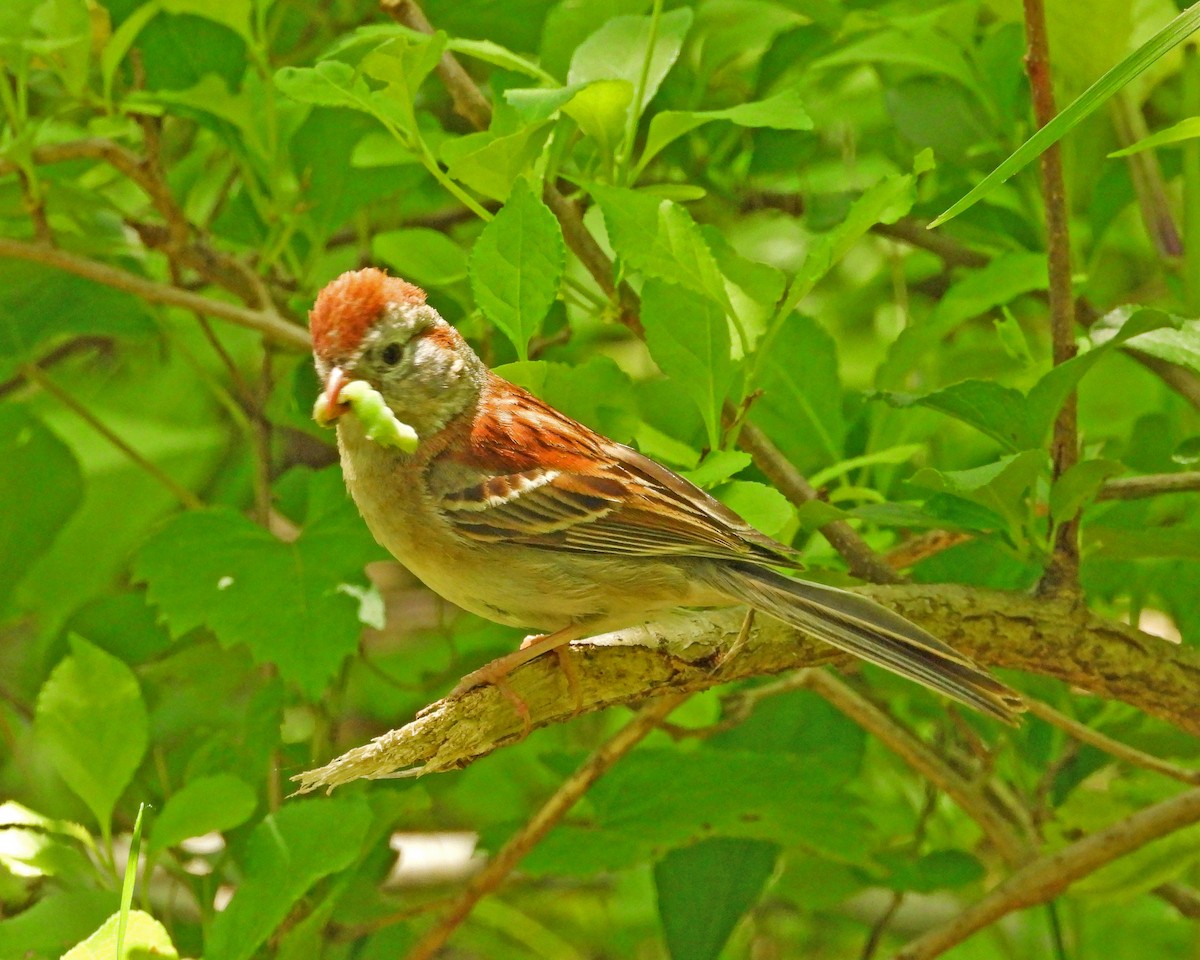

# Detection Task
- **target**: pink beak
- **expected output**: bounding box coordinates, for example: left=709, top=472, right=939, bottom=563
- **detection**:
left=314, top=365, right=351, bottom=426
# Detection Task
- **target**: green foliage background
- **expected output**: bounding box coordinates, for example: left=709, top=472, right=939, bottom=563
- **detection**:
left=2, top=0, right=1200, bottom=957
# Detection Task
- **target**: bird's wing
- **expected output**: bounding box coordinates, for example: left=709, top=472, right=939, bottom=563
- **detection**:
left=431, top=374, right=801, bottom=569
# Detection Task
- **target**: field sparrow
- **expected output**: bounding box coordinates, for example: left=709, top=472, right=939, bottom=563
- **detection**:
left=310, top=268, right=1022, bottom=723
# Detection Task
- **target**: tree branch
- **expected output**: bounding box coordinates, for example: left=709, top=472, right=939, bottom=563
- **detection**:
left=295, top=585, right=1200, bottom=790
left=400, top=694, right=688, bottom=960
left=0, top=237, right=309, bottom=350
left=895, top=787, right=1200, bottom=959
left=1098, top=471, right=1200, bottom=500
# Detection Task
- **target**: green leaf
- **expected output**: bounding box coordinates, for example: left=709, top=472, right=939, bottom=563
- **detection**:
left=931, top=3, right=1200, bottom=226
left=148, top=774, right=257, bottom=854
left=135, top=507, right=385, bottom=698
left=808, top=444, right=925, bottom=489
left=562, top=79, right=635, bottom=162
left=0, top=406, right=83, bottom=613
left=639, top=87, right=813, bottom=174
left=882, top=380, right=1037, bottom=452
left=681, top=450, right=752, bottom=488
left=714, top=481, right=794, bottom=537
left=115, top=803, right=145, bottom=960
left=1109, top=115, right=1200, bottom=156
left=778, top=173, right=915, bottom=317
left=439, top=122, right=554, bottom=201
left=0, top=260, right=156, bottom=381
left=373, top=228, right=469, bottom=287
left=655, top=838, right=779, bottom=960
left=750, top=315, right=845, bottom=470
left=1049, top=459, right=1125, bottom=524
left=0, top=890, right=118, bottom=958
left=361, top=33, right=448, bottom=134
left=35, top=637, right=148, bottom=835
left=1121, top=314, right=1200, bottom=375
left=1027, top=307, right=1181, bottom=443
left=567, top=9, right=694, bottom=111
left=641, top=280, right=734, bottom=449
left=879, top=849, right=984, bottom=893
left=469, top=179, right=566, bottom=360
left=504, top=83, right=590, bottom=122
left=592, top=184, right=732, bottom=311
left=61, top=910, right=177, bottom=960
left=909, top=451, right=1045, bottom=539
left=204, top=797, right=372, bottom=960
left=446, top=37, right=557, bottom=83
left=878, top=253, right=1047, bottom=388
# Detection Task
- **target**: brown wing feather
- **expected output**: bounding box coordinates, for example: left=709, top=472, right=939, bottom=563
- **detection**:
left=435, top=373, right=801, bottom=568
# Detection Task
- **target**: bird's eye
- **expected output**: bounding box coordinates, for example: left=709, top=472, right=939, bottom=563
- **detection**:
left=380, top=342, right=403, bottom=366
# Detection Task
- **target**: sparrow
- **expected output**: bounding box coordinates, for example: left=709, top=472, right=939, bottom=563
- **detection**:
left=310, top=267, right=1022, bottom=723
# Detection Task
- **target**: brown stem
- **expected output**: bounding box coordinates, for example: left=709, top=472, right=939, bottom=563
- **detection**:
left=0, top=237, right=309, bottom=349
left=401, top=694, right=688, bottom=960
left=1022, top=0, right=1079, bottom=595
left=896, top=787, right=1200, bottom=960
left=739, top=422, right=903, bottom=584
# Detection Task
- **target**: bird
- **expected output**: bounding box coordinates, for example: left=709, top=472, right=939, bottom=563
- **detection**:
left=309, top=267, right=1023, bottom=725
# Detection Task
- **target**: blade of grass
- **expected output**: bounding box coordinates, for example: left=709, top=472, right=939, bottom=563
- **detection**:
left=930, top=1, right=1200, bottom=228
left=115, top=803, right=146, bottom=960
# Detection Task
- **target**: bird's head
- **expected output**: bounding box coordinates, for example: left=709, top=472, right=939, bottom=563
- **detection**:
left=309, top=268, right=485, bottom=440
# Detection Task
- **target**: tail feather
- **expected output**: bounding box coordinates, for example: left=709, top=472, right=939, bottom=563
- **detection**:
left=716, top=564, right=1024, bottom=723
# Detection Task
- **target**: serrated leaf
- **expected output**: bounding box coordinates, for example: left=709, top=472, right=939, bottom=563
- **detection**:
left=447, top=37, right=556, bottom=83
left=639, top=87, right=812, bottom=173
left=0, top=407, right=83, bottom=613
left=909, top=450, right=1044, bottom=537
left=204, top=797, right=372, bottom=960
left=373, top=228, right=469, bottom=287
left=1049, top=459, right=1125, bottom=524
left=135, top=507, right=384, bottom=698
left=656, top=838, right=778, bottom=960
left=35, top=637, right=148, bottom=835
left=641, top=280, right=734, bottom=449
left=440, top=122, right=553, bottom=201
left=361, top=33, right=448, bottom=134
left=1122, top=315, right=1200, bottom=375
left=149, top=774, right=257, bottom=853
left=593, top=184, right=732, bottom=311
left=61, top=910, right=177, bottom=960
left=469, top=179, right=565, bottom=359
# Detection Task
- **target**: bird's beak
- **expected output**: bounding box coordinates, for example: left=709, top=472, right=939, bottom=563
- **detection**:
left=313, top=365, right=351, bottom=427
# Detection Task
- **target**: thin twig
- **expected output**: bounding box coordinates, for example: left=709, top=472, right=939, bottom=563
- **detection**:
left=895, top=788, right=1200, bottom=960
left=0, top=237, right=309, bottom=349
left=1153, top=881, right=1200, bottom=919
left=24, top=365, right=205, bottom=510
left=1025, top=699, right=1200, bottom=785
left=1023, top=0, right=1079, bottom=595
left=0, top=337, right=110, bottom=401
left=1098, top=471, right=1200, bottom=500
left=401, top=694, right=689, bottom=960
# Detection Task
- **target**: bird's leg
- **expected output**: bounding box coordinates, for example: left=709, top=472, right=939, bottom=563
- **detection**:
left=714, top=608, right=756, bottom=672
left=449, top=622, right=593, bottom=736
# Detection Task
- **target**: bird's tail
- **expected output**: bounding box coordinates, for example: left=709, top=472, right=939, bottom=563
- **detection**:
left=712, top=563, right=1024, bottom=723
